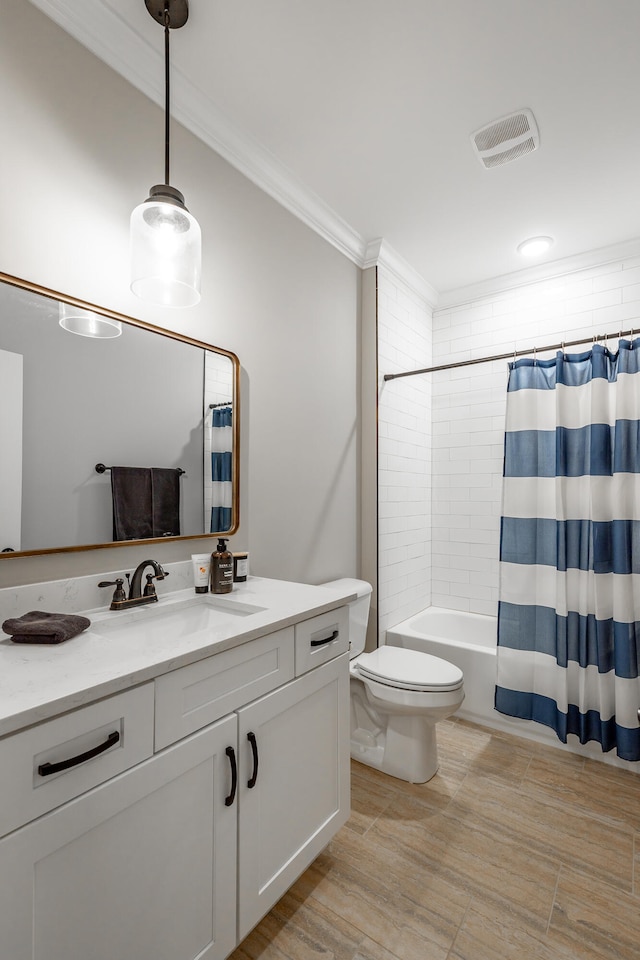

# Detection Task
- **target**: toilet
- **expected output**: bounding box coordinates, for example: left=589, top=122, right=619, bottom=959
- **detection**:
left=322, top=579, right=464, bottom=783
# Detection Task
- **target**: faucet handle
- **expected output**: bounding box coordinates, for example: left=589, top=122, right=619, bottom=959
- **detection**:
left=143, top=573, right=157, bottom=598
left=143, top=568, right=170, bottom=597
left=98, top=578, right=126, bottom=604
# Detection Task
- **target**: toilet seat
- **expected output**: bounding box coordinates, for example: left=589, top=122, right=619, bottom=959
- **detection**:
left=355, top=646, right=463, bottom=692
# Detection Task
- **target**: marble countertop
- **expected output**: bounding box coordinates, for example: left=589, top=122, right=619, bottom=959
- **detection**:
left=0, top=577, right=356, bottom=739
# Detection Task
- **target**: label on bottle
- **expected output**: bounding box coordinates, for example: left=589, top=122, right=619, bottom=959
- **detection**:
left=212, top=557, right=233, bottom=592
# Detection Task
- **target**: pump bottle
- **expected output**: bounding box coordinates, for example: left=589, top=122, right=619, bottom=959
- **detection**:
left=210, top=538, right=233, bottom=594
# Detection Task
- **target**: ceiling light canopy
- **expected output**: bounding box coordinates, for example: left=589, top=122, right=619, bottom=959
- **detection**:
left=517, top=236, right=554, bottom=258
left=130, top=0, right=201, bottom=308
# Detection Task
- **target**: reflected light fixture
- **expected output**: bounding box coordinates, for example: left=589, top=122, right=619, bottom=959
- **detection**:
left=59, top=303, right=122, bottom=339
left=517, top=236, right=554, bottom=258
left=130, top=0, right=201, bottom=308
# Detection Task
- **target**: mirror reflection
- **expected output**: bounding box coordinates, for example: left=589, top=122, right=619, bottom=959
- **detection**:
left=0, top=274, right=239, bottom=557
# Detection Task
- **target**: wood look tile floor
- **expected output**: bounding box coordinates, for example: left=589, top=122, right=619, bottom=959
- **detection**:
left=230, top=718, right=640, bottom=960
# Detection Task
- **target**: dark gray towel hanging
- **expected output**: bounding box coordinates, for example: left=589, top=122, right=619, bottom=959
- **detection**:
left=110, top=466, right=181, bottom=541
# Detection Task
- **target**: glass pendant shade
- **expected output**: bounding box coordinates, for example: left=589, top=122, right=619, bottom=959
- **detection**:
left=59, top=303, right=122, bottom=338
left=130, top=184, right=201, bottom=307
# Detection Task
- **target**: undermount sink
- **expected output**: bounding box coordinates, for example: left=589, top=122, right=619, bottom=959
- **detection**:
left=90, top=594, right=267, bottom=643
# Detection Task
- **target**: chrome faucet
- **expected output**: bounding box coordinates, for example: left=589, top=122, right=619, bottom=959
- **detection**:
left=99, top=559, right=169, bottom=610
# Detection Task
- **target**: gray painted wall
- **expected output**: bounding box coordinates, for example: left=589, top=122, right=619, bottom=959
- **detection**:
left=0, top=0, right=360, bottom=588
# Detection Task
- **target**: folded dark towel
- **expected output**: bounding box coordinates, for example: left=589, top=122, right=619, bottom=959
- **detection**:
left=2, top=611, right=91, bottom=645
left=111, top=466, right=181, bottom=541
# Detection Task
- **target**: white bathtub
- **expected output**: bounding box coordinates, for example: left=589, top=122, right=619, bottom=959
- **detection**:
left=385, top=607, right=498, bottom=725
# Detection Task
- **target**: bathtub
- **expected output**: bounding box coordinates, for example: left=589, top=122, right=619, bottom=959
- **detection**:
left=385, top=607, right=498, bottom=725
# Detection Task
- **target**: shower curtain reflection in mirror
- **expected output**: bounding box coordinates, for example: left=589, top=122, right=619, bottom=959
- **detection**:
left=496, top=342, right=640, bottom=761
left=209, top=405, right=233, bottom=533
left=203, top=349, right=234, bottom=534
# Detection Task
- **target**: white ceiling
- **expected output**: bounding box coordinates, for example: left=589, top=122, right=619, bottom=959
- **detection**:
left=29, top=0, right=640, bottom=299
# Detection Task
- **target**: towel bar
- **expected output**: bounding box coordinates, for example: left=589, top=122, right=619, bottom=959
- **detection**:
left=95, top=463, right=185, bottom=476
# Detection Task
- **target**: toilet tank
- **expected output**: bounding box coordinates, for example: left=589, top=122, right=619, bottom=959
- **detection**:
left=320, top=579, right=372, bottom=658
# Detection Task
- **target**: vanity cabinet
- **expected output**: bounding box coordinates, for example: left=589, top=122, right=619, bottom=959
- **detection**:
left=0, top=602, right=350, bottom=960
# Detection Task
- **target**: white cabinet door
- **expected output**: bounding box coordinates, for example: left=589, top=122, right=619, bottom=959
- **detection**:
left=0, top=715, right=238, bottom=960
left=236, top=653, right=350, bottom=941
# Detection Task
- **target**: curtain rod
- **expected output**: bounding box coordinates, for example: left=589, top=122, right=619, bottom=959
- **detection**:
left=383, top=323, right=639, bottom=381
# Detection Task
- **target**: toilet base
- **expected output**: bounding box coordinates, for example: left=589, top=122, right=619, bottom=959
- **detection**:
left=351, top=713, right=439, bottom=783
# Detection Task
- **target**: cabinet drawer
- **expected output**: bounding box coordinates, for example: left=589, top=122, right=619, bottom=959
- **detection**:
left=294, top=606, right=349, bottom=675
left=0, top=683, right=154, bottom=838
left=154, top=627, right=295, bottom=749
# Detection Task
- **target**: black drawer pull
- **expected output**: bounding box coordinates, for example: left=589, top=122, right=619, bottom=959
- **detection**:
left=38, top=730, right=120, bottom=777
left=225, top=746, right=237, bottom=806
left=310, top=629, right=339, bottom=647
left=247, top=731, right=259, bottom=788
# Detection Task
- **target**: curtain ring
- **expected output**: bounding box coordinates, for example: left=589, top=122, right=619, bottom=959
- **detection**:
left=533, top=345, right=537, bottom=365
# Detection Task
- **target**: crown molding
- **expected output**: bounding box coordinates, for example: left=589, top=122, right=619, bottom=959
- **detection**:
left=436, top=237, right=640, bottom=310
left=364, top=239, right=439, bottom=308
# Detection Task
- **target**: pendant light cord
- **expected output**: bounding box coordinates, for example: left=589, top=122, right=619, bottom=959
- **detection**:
left=164, top=2, right=171, bottom=186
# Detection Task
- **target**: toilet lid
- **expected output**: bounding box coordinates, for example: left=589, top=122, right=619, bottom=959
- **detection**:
left=356, top=646, right=463, bottom=692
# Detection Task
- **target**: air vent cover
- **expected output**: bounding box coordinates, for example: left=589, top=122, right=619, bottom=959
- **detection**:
left=471, top=108, right=539, bottom=169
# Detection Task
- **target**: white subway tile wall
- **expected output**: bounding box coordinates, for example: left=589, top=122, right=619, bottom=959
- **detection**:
left=377, top=267, right=433, bottom=636
left=431, top=255, right=640, bottom=616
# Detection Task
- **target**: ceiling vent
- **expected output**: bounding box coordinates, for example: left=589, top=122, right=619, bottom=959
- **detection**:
left=471, top=108, right=539, bottom=169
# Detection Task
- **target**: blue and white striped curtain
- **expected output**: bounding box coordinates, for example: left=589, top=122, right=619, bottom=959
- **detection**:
left=496, top=342, right=640, bottom=761
left=210, top=405, right=232, bottom=532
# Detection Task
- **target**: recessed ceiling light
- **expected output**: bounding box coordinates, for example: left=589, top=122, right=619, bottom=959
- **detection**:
left=517, top=236, right=554, bottom=258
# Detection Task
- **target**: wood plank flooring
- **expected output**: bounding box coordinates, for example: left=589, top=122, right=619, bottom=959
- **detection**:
left=230, top=718, right=640, bottom=960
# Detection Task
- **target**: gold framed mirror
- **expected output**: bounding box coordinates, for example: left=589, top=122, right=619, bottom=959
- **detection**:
left=0, top=272, right=240, bottom=558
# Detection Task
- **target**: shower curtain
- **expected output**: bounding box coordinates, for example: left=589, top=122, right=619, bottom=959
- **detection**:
left=210, top=405, right=233, bottom=532
left=496, top=342, right=640, bottom=761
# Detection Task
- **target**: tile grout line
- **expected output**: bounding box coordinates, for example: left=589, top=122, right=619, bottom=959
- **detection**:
left=546, top=862, right=562, bottom=934
left=361, top=797, right=395, bottom=838
left=444, top=894, right=473, bottom=960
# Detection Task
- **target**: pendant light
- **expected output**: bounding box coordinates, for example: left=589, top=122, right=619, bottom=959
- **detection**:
left=130, top=0, right=201, bottom=307
left=59, top=302, right=122, bottom=339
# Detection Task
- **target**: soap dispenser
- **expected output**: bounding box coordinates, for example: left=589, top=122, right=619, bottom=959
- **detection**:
left=210, top=538, right=233, bottom=594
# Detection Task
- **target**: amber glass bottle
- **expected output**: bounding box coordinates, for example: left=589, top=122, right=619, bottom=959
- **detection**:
left=210, top=538, right=233, bottom=594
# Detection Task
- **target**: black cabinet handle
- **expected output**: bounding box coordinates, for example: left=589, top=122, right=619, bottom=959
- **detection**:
left=38, top=730, right=120, bottom=777
left=310, top=629, right=339, bottom=647
left=225, top=746, right=237, bottom=806
left=247, top=731, right=259, bottom=788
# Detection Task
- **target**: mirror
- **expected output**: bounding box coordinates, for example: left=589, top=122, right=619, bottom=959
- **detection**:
left=0, top=273, right=239, bottom=558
